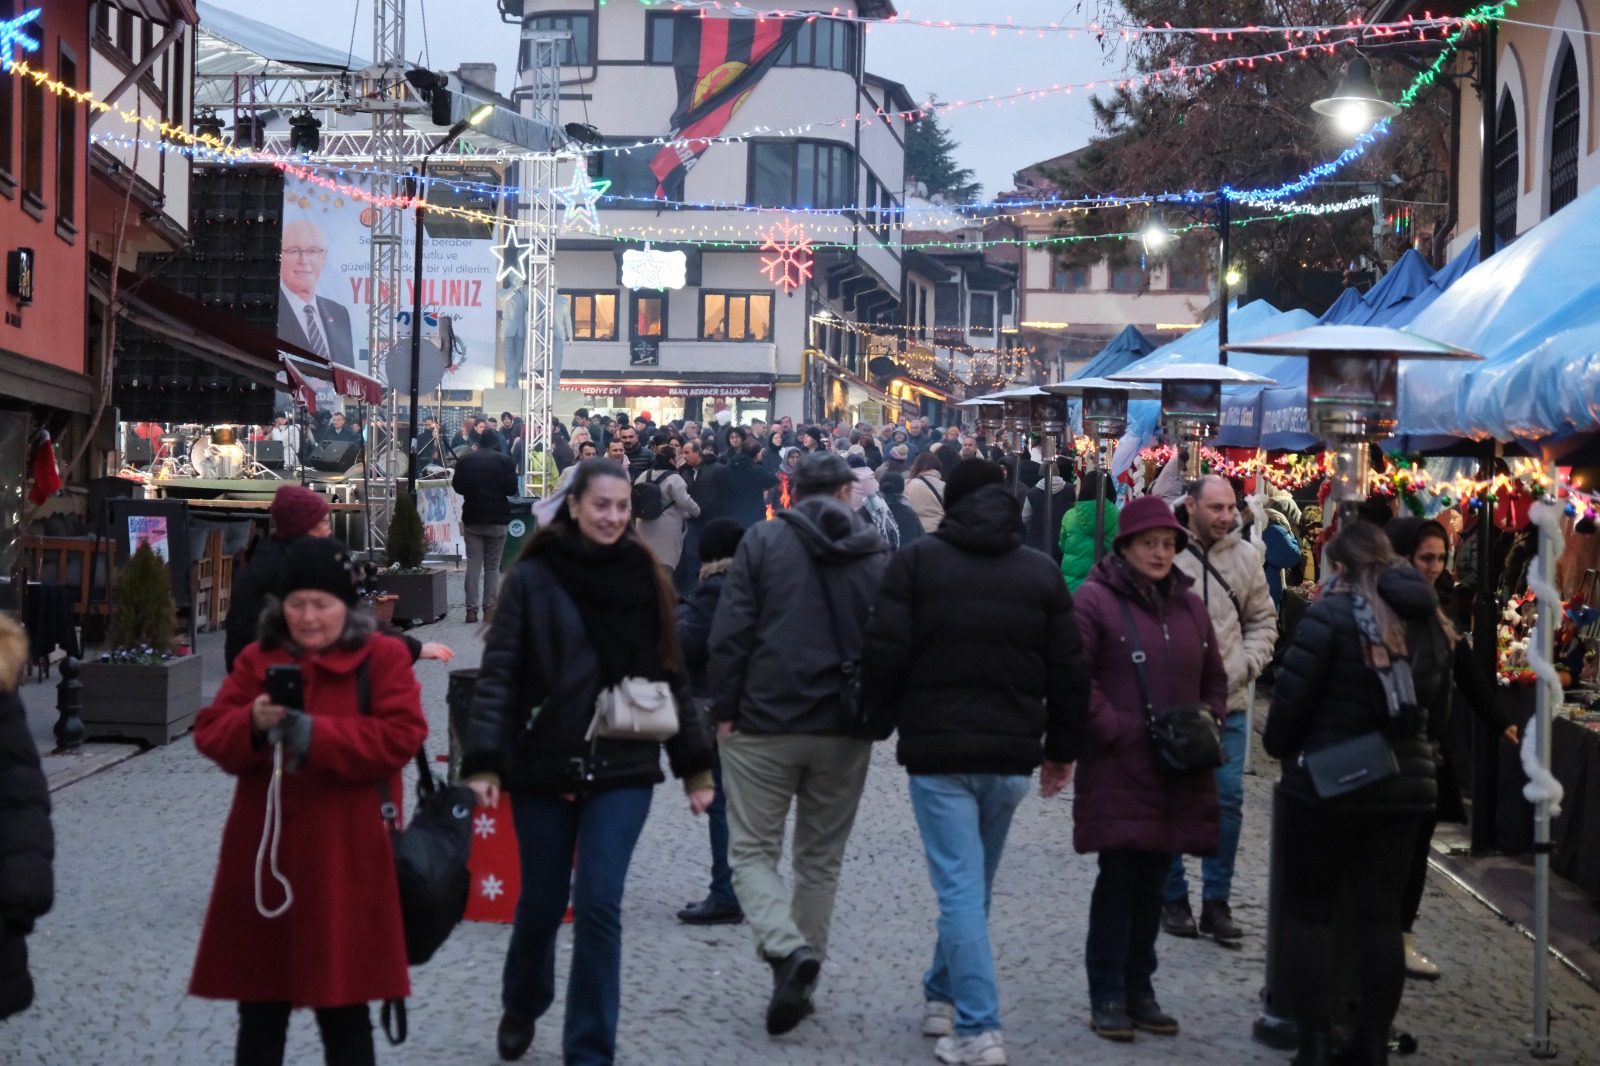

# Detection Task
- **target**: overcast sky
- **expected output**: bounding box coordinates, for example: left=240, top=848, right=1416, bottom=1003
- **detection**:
left=204, top=0, right=1123, bottom=198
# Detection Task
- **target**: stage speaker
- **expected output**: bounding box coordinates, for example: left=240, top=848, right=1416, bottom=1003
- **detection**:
left=253, top=439, right=286, bottom=470
left=309, top=440, right=360, bottom=473
left=124, top=435, right=154, bottom=466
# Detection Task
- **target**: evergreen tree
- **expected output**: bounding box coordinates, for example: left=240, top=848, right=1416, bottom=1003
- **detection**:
left=905, top=99, right=982, bottom=203
left=385, top=492, right=428, bottom=570
left=108, top=542, right=176, bottom=653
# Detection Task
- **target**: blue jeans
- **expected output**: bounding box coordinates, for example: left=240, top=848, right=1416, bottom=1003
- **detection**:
left=706, top=754, right=738, bottom=908
left=1086, top=849, right=1170, bottom=1006
left=1167, top=711, right=1246, bottom=903
left=907, top=773, right=1031, bottom=1036
left=503, top=788, right=653, bottom=1066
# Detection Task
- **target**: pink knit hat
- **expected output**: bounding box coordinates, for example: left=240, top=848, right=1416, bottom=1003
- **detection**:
left=1113, top=495, right=1189, bottom=553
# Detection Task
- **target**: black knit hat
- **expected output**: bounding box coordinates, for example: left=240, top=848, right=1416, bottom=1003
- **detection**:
left=698, top=517, right=746, bottom=563
left=279, top=537, right=360, bottom=606
left=943, top=458, right=1006, bottom=511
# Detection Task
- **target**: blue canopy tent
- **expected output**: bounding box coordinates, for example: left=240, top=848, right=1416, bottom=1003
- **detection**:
left=1318, top=286, right=1366, bottom=325
left=1399, top=184, right=1600, bottom=439
left=1353, top=248, right=1437, bottom=327
left=1072, top=325, right=1156, bottom=381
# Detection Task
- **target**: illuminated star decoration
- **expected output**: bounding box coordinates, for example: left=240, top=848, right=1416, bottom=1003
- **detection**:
left=0, top=9, right=42, bottom=71
left=493, top=226, right=532, bottom=285
left=760, top=220, right=814, bottom=292
left=621, top=243, right=687, bottom=291
left=556, top=162, right=610, bottom=233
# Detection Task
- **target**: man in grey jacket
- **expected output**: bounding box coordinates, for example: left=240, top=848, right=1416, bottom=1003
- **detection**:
left=709, top=451, right=890, bottom=1037
left=1163, top=475, right=1278, bottom=947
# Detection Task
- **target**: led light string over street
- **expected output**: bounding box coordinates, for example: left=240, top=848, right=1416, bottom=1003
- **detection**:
left=810, top=314, right=1034, bottom=358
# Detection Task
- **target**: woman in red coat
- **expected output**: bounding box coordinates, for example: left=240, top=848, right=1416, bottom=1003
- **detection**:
left=190, top=538, right=427, bottom=1066
left=1071, top=495, right=1227, bottom=1044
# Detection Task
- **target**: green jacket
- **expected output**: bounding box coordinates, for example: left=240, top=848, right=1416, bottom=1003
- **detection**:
left=1059, top=498, right=1118, bottom=592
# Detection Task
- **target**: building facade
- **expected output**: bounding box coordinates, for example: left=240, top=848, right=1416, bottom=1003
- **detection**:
left=510, top=0, right=909, bottom=426
left=1005, top=149, right=1211, bottom=380
left=1373, top=0, right=1596, bottom=256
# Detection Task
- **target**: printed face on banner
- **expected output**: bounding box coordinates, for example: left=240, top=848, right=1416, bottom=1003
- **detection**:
left=277, top=176, right=501, bottom=394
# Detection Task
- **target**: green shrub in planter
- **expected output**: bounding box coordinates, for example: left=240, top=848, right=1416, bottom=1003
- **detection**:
left=107, top=542, right=176, bottom=660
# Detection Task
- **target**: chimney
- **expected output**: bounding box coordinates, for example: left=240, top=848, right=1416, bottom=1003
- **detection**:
left=454, top=63, right=498, bottom=96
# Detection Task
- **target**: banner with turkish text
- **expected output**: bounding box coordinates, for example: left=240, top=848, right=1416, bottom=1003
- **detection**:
left=649, top=16, right=804, bottom=200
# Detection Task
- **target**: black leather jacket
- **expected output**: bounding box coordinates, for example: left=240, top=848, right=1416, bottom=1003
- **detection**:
left=462, top=557, right=712, bottom=795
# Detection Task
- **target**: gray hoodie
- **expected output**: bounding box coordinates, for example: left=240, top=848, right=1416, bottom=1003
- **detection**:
left=708, top=495, right=890, bottom=734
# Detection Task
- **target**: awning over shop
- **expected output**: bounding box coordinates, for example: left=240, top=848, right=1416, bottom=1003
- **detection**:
left=564, top=381, right=773, bottom=400
left=282, top=355, right=383, bottom=411
left=89, top=254, right=330, bottom=390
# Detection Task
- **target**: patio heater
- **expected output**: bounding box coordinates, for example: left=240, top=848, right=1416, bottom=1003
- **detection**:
left=1045, top=377, right=1159, bottom=561
left=998, top=387, right=1046, bottom=497
left=1222, top=324, right=1482, bottom=1051
left=1109, top=364, right=1277, bottom=483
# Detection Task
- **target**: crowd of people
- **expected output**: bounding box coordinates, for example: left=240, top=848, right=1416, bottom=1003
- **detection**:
left=0, top=410, right=1522, bottom=1066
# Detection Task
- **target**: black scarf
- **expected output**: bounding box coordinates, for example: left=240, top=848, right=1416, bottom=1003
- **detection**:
left=537, top=531, right=665, bottom=687
left=1110, top=552, right=1175, bottom=612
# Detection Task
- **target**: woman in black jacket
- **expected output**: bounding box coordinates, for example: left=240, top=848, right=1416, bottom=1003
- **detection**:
left=464, top=459, right=714, bottom=1064
left=720, top=430, right=779, bottom=529
left=0, top=616, right=52, bottom=1022
left=1264, top=522, right=1453, bottom=1066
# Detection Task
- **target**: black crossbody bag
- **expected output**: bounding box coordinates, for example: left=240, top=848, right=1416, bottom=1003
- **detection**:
left=812, top=557, right=891, bottom=741
left=1118, top=597, right=1227, bottom=777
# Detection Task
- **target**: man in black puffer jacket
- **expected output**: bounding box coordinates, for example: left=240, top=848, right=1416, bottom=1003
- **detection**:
left=862, top=459, right=1089, bottom=1062
left=0, top=616, right=53, bottom=1022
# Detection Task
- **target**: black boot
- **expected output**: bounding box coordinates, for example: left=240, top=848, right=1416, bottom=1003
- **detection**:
left=496, top=1013, right=535, bottom=1061
left=1291, top=1022, right=1333, bottom=1066
left=765, top=947, right=820, bottom=1036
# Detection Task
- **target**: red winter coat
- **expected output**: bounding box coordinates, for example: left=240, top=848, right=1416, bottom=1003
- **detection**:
left=1071, top=556, right=1228, bottom=856
left=189, top=634, right=426, bottom=1008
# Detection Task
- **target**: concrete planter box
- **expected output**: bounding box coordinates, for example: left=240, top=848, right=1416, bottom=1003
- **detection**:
left=381, top=569, right=448, bottom=624
left=80, top=653, right=205, bottom=746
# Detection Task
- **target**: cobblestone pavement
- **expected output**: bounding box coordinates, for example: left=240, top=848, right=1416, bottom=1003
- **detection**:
left=5, top=576, right=1600, bottom=1064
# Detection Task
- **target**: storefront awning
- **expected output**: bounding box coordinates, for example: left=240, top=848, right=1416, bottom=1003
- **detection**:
left=564, top=381, right=772, bottom=400
left=283, top=355, right=384, bottom=409
left=89, top=254, right=329, bottom=391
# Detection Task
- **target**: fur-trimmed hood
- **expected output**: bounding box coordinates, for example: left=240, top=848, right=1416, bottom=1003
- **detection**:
left=698, top=557, right=735, bottom=583
left=0, top=614, right=25, bottom=693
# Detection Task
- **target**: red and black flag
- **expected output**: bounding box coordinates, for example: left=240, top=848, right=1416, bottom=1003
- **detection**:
left=649, top=15, right=805, bottom=201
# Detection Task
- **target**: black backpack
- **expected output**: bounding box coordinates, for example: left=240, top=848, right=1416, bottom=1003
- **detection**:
left=632, top=471, right=672, bottom=520
left=357, top=665, right=475, bottom=1044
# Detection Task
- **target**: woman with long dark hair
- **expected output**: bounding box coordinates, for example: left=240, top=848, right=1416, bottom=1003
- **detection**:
left=1265, top=522, right=1452, bottom=1066
left=463, top=459, right=715, bottom=1064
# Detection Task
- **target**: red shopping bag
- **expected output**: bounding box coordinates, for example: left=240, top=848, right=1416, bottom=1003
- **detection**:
left=463, top=802, right=576, bottom=924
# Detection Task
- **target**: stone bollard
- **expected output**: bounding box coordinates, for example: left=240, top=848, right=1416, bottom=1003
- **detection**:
left=54, top=656, right=85, bottom=753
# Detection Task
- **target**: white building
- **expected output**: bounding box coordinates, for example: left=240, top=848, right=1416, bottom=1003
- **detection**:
left=510, top=0, right=909, bottom=426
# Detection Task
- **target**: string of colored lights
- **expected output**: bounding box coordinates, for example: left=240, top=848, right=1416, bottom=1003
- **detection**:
left=811, top=315, right=1030, bottom=357
left=22, top=2, right=1513, bottom=243
left=1238, top=193, right=1380, bottom=214
left=629, top=2, right=1469, bottom=41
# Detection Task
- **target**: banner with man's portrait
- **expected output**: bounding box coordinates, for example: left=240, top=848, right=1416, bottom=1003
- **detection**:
left=278, top=174, right=503, bottom=396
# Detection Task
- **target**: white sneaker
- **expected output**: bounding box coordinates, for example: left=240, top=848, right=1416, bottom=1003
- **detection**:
left=1404, top=932, right=1441, bottom=979
left=922, top=1000, right=956, bottom=1037
left=935, top=1030, right=1006, bottom=1066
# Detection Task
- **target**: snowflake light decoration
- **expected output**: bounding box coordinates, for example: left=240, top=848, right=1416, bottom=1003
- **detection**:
left=759, top=221, right=814, bottom=291
left=556, top=161, right=611, bottom=233
left=492, top=226, right=531, bottom=285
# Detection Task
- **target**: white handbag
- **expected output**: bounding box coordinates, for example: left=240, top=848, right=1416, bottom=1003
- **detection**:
left=587, top=677, right=680, bottom=742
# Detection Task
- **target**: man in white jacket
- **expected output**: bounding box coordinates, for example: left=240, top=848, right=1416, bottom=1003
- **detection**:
left=1162, top=475, right=1277, bottom=947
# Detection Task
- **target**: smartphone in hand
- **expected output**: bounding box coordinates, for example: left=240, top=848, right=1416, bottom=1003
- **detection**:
left=265, top=663, right=305, bottom=710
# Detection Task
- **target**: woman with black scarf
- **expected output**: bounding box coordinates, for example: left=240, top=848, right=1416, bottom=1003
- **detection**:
left=463, top=459, right=715, bottom=1064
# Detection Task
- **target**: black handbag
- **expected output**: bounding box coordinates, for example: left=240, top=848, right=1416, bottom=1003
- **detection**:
left=812, top=557, right=888, bottom=741
left=357, top=665, right=476, bottom=1045
left=1299, top=731, right=1399, bottom=799
left=1118, top=598, right=1227, bottom=777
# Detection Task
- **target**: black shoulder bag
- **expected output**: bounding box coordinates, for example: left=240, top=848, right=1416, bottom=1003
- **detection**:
left=812, top=556, right=891, bottom=741
left=1118, top=597, right=1227, bottom=777
left=1187, top=544, right=1243, bottom=621
left=357, top=663, right=476, bottom=1045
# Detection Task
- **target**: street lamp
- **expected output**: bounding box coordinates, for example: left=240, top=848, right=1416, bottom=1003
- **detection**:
left=1140, top=211, right=1173, bottom=254
left=1143, top=193, right=1236, bottom=364
left=404, top=102, right=495, bottom=498
left=1311, top=57, right=1401, bottom=137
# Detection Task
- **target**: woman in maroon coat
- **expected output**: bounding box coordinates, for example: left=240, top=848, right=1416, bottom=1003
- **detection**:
left=190, top=538, right=428, bottom=1066
left=1072, top=495, right=1227, bottom=1044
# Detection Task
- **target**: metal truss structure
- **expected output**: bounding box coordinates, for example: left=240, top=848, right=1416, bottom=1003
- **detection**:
left=520, top=30, right=567, bottom=499
left=361, top=0, right=411, bottom=551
